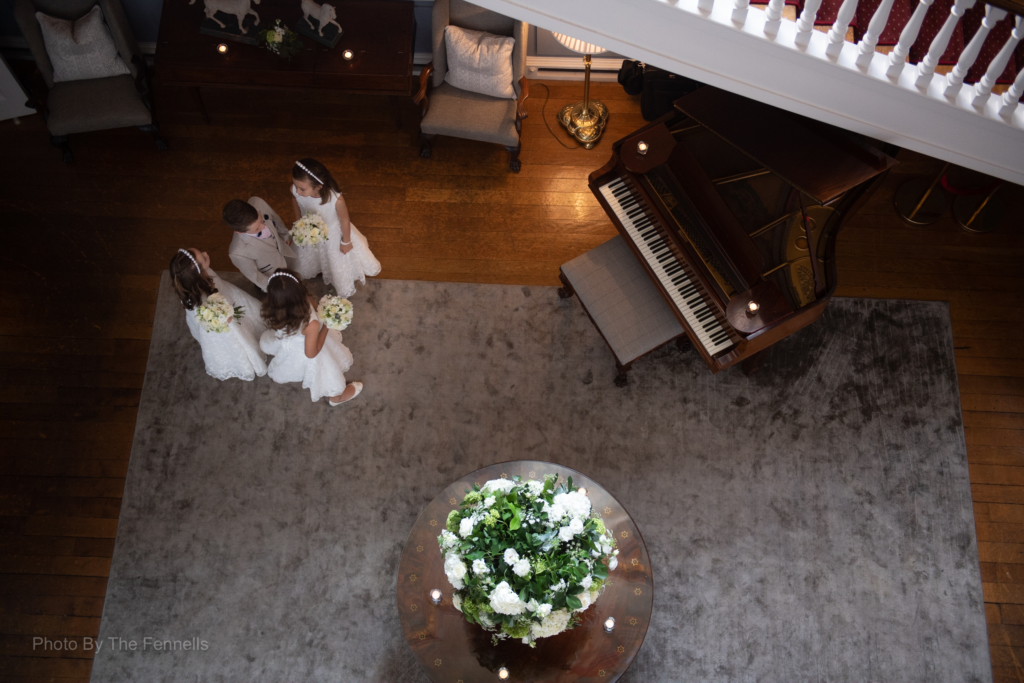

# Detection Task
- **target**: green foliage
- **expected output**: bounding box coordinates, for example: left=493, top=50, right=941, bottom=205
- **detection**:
left=502, top=621, right=531, bottom=639
left=445, top=509, right=461, bottom=534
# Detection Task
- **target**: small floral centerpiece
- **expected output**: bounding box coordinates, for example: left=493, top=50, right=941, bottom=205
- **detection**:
left=258, top=20, right=303, bottom=61
left=290, top=211, right=329, bottom=246
left=317, top=295, right=353, bottom=331
left=195, top=294, right=243, bottom=333
left=439, top=474, right=618, bottom=647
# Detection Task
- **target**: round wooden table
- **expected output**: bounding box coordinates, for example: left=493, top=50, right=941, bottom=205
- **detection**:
left=396, top=461, right=653, bottom=683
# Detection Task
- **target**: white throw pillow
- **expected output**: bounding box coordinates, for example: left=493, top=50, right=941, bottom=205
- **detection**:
left=36, top=6, right=131, bottom=83
left=443, top=25, right=515, bottom=99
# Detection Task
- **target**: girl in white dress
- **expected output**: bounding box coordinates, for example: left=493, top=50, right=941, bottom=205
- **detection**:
left=171, top=248, right=268, bottom=382
left=289, top=157, right=381, bottom=297
left=258, top=269, right=363, bottom=405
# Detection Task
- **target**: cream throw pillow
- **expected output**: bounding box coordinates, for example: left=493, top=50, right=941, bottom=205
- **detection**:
left=36, top=6, right=130, bottom=83
left=443, top=25, right=515, bottom=99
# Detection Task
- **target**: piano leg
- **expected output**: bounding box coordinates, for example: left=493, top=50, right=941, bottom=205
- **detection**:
left=506, top=143, right=522, bottom=173
left=741, top=349, right=767, bottom=376
left=614, top=361, right=631, bottom=388
left=419, top=133, right=433, bottom=159
left=676, top=337, right=690, bottom=351
left=557, top=272, right=575, bottom=300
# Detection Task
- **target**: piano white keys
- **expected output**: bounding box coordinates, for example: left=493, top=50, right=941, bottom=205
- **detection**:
left=600, top=178, right=735, bottom=356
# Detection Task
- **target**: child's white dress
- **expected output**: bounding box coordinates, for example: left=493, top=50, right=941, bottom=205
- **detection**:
left=185, top=270, right=268, bottom=381
left=291, top=185, right=381, bottom=297
left=259, top=306, right=354, bottom=402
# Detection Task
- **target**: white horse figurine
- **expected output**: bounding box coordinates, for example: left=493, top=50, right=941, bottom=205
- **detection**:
left=300, top=0, right=342, bottom=36
left=190, top=0, right=261, bottom=34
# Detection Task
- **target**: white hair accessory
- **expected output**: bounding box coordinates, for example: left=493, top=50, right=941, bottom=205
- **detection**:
left=178, top=248, right=201, bottom=274
left=295, top=161, right=323, bottom=186
left=268, top=272, right=299, bottom=285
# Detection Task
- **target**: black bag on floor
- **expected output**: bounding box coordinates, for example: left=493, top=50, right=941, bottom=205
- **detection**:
left=617, top=59, right=645, bottom=96
left=640, top=66, right=703, bottom=121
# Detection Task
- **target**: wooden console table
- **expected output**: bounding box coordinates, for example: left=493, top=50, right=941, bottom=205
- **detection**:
left=154, top=0, right=415, bottom=122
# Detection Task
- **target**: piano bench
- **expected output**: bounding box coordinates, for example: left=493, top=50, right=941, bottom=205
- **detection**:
left=559, top=236, right=687, bottom=386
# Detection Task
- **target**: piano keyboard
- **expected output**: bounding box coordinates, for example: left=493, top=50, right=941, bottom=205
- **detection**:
left=599, top=178, right=736, bottom=356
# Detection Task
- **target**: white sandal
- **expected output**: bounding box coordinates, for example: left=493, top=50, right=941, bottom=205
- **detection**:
left=329, top=382, right=363, bottom=406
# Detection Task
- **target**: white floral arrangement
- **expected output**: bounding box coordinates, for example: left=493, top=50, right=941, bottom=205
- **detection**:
left=438, top=474, right=618, bottom=647
left=195, top=293, right=243, bottom=333
left=290, top=211, right=329, bottom=247
left=317, top=295, right=353, bottom=331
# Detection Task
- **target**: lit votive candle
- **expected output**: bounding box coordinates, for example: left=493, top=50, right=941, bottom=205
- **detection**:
left=217, top=43, right=228, bottom=53
left=637, top=141, right=649, bottom=155
left=747, top=301, right=759, bottom=313
left=604, top=617, right=616, bottom=632
left=578, top=487, right=587, bottom=496
left=430, top=589, right=442, bottom=604
left=342, top=49, right=354, bottom=60
left=498, top=667, right=510, bottom=680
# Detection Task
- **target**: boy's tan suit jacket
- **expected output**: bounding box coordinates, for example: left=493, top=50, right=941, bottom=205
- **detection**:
left=228, top=196, right=298, bottom=291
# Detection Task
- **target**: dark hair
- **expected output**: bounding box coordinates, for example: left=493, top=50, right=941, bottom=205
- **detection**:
left=261, top=269, right=311, bottom=335
left=170, top=249, right=216, bottom=311
left=292, top=158, right=341, bottom=206
left=223, top=199, right=259, bottom=232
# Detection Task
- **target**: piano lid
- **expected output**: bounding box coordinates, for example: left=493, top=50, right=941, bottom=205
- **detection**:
left=673, top=88, right=898, bottom=204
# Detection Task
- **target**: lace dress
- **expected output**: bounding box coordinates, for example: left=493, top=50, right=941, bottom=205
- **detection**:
left=184, top=270, right=268, bottom=381
left=290, top=185, right=381, bottom=297
left=259, top=306, right=353, bottom=402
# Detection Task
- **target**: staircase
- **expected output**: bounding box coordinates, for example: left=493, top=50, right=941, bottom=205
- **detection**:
left=472, top=0, right=1024, bottom=184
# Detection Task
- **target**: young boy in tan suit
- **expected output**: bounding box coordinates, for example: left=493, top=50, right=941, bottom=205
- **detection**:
left=225, top=197, right=297, bottom=292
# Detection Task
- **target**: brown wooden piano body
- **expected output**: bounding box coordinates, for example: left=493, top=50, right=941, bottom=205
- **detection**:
left=589, top=87, right=898, bottom=374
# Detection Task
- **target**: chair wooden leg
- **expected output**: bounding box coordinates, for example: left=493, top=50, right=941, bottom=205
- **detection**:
left=139, top=123, right=168, bottom=150
left=557, top=272, right=575, bottom=300
left=50, top=135, right=72, bottom=163
left=506, top=143, right=522, bottom=173
left=614, top=361, right=631, bottom=388
left=419, top=133, right=433, bottom=159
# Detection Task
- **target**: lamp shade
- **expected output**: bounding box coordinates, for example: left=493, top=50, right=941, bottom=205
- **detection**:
left=552, top=32, right=607, bottom=55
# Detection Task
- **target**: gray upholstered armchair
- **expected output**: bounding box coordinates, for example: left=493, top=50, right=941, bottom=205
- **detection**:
left=14, top=0, right=166, bottom=162
left=413, top=0, right=529, bottom=172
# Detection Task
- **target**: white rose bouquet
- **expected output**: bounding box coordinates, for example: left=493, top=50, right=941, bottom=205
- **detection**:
left=317, top=295, right=353, bottom=331
left=438, top=474, right=618, bottom=647
left=290, top=211, right=329, bottom=247
left=195, top=293, right=244, bottom=333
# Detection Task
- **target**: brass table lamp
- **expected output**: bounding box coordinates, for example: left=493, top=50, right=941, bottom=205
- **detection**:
left=553, top=32, right=609, bottom=149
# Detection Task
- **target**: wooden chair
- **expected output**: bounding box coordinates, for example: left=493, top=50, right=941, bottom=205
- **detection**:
left=413, top=0, right=529, bottom=172
left=14, top=0, right=166, bottom=162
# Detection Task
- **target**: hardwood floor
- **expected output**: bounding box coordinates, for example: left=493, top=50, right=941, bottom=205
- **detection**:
left=1, top=80, right=1021, bottom=682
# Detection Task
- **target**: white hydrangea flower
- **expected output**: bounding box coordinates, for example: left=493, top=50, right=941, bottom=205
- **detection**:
left=568, top=518, right=584, bottom=535
left=526, top=598, right=540, bottom=612
left=481, top=478, right=515, bottom=494
left=554, top=490, right=592, bottom=520
left=444, top=553, right=466, bottom=590
left=544, top=503, right=566, bottom=523
left=472, top=558, right=490, bottom=575
left=530, top=608, right=570, bottom=639
left=483, top=496, right=496, bottom=508
left=526, top=480, right=544, bottom=496
left=489, top=581, right=526, bottom=615
left=537, top=603, right=553, bottom=618
left=558, top=525, right=574, bottom=542
left=503, top=548, right=519, bottom=565
left=459, top=517, right=475, bottom=538
left=609, top=556, right=618, bottom=571
left=581, top=575, right=593, bottom=590
left=452, top=593, right=463, bottom=612
left=512, top=558, right=531, bottom=577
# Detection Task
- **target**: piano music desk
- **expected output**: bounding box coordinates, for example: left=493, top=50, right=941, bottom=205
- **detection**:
left=559, top=236, right=686, bottom=386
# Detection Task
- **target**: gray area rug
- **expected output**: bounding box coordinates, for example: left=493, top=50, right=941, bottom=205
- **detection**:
left=92, top=273, right=990, bottom=682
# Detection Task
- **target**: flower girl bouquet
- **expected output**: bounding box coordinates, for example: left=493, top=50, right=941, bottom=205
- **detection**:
left=195, top=294, right=244, bottom=333
left=290, top=211, right=329, bottom=247
left=317, top=295, right=353, bottom=331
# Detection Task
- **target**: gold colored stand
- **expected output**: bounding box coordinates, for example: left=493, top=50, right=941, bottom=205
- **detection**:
left=558, top=54, right=609, bottom=149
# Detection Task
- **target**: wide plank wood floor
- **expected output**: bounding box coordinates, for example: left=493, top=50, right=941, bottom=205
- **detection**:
left=1, top=80, right=1022, bottom=682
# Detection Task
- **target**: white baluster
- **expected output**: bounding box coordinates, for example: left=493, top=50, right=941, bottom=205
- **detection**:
left=855, top=0, right=897, bottom=68
left=825, top=0, right=860, bottom=57
left=998, top=62, right=1024, bottom=117
left=973, top=15, right=1022, bottom=107
left=764, top=0, right=787, bottom=35
left=886, top=0, right=935, bottom=77
left=733, top=0, right=752, bottom=23
left=795, top=0, right=826, bottom=45
left=915, top=0, right=976, bottom=88
left=698, top=0, right=716, bottom=13
left=945, top=5, right=1007, bottom=97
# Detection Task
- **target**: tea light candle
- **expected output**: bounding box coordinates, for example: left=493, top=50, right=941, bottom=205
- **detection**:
left=604, top=617, right=616, bottom=632
left=217, top=43, right=228, bottom=54
left=430, top=589, right=442, bottom=604
left=342, top=49, right=354, bottom=60
left=637, top=141, right=648, bottom=155
left=577, top=487, right=587, bottom=496
left=498, top=667, right=510, bottom=680
left=747, top=301, right=759, bottom=314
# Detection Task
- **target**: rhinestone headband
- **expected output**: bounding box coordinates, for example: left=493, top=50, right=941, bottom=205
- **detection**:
left=268, top=272, right=299, bottom=285
left=178, top=248, right=201, bottom=274
left=295, top=161, right=323, bottom=186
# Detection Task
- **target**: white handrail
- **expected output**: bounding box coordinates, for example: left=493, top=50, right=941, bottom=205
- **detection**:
left=915, top=0, right=977, bottom=88
left=945, top=4, right=1007, bottom=98
left=795, top=0, right=825, bottom=45
left=855, top=0, right=898, bottom=67
left=825, top=0, right=860, bottom=57
left=886, top=0, right=935, bottom=77
left=972, top=15, right=1023, bottom=107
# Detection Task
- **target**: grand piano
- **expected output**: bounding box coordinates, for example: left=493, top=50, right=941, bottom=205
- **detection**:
left=572, top=86, right=898, bottom=377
